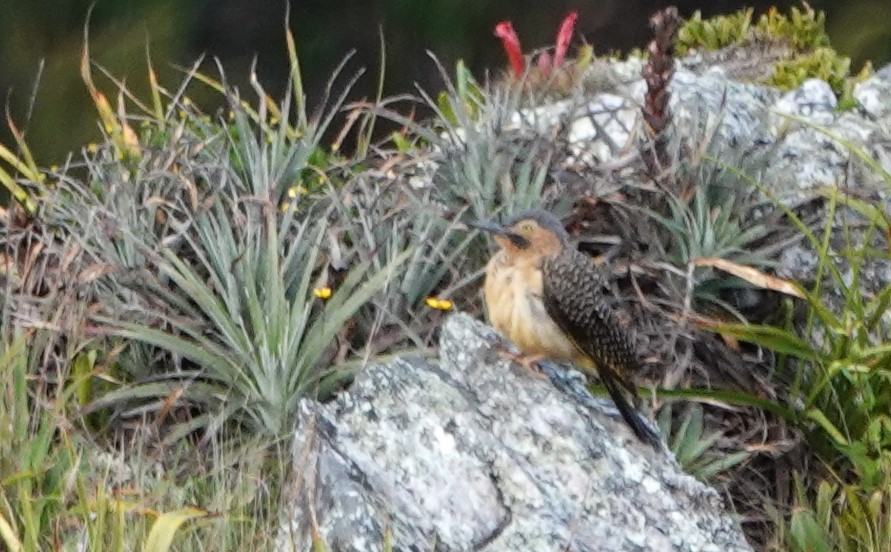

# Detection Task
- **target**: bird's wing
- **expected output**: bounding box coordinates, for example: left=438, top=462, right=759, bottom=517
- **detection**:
left=541, top=250, right=641, bottom=394
left=542, top=250, right=660, bottom=447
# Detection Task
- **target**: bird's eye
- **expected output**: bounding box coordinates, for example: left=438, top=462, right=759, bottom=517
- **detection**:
left=522, top=223, right=534, bottom=233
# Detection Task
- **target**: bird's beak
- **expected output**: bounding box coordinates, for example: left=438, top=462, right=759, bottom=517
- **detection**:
left=468, top=220, right=530, bottom=248
left=468, top=220, right=505, bottom=234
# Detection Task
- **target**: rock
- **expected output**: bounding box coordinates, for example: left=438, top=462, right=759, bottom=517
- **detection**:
left=277, top=313, right=752, bottom=552
left=855, top=63, right=891, bottom=120
left=497, top=58, right=891, bottom=208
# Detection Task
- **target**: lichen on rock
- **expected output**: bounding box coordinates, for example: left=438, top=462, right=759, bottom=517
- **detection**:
left=278, top=314, right=751, bottom=552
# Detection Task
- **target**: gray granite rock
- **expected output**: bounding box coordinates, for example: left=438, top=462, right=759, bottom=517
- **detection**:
left=855, top=64, right=891, bottom=120
left=277, top=314, right=752, bottom=552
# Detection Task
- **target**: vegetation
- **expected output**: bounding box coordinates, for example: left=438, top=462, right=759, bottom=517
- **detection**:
left=677, top=4, right=872, bottom=99
left=714, top=149, right=891, bottom=550
left=1, top=5, right=889, bottom=551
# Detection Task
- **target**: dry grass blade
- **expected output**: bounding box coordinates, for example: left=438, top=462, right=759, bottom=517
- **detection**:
left=0, top=512, right=23, bottom=552
left=694, top=257, right=805, bottom=298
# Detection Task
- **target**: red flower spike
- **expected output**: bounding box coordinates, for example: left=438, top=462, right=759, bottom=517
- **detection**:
left=553, top=11, right=578, bottom=69
left=494, top=21, right=525, bottom=77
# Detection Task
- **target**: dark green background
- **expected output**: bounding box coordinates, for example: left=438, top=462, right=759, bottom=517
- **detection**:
left=2, top=0, right=889, bottom=164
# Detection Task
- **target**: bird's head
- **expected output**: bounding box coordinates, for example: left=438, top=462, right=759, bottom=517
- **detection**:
left=471, top=210, right=569, bottom=259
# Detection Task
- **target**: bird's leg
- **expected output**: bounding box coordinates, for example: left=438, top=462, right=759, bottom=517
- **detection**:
left=483, top=328, right=548, bottom=378
left=497, top=349, right=548, bottom=379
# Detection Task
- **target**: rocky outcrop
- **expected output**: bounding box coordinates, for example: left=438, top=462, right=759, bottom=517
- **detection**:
left=513, top=58, right=891, bottom=315
left=278, top=314, right=751, bottom=552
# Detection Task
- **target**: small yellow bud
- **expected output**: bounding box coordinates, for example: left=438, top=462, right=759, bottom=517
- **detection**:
left=228, top=110, right=235, bottom=121
left=314, top=287, right=332, bottom=299
left=425, top=297, right=453, bottom=311
left=87, top=143, right=99, bottom=154
left=280, top=201, right=291, bottom=212
left=287, top=185, right=308, bottom=199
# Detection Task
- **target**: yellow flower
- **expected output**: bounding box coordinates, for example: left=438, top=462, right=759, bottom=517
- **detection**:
left=287, top=185, right=308, bottom=198
left=280, top=201, right=291, bottom=212
left=86, top=143, right=99, bottom=154
left=313, top=287, right=332, bottom=299
left=228, top=110, right=235, bottom=121
left=425, top=297, right=454, bottom=311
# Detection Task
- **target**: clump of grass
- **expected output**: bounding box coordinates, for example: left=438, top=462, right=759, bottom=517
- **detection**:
left=0, top=322, right=289, bottom=550
left=709, top=124, right=891, bottom=548
left=773, top=477, right=891, bottom=551
left=676, top=8, right=755, bottom=54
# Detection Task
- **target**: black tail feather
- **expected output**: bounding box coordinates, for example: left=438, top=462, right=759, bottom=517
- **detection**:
left=602, top=374, right=662, bottom=449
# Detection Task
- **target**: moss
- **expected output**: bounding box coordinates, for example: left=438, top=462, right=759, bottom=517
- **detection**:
left=752, top=5, right=830, bottom=50
left=677, top=4, right=829, bottom=55
left=676, top=8, right=754, bottom=55
left=768, top=47, right=850, bottom=95
left=676, top=4, right=872, bottom=103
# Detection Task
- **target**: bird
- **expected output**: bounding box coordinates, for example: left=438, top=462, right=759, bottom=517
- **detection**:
left=471, top=209, right=661, bottom=448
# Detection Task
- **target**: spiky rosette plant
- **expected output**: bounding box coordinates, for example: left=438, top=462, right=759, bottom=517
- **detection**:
left=2, top=29, right=413, bottom=443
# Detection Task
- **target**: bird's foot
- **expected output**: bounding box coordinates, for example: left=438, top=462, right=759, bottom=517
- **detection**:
left=498, top=350, right=548, bottom=379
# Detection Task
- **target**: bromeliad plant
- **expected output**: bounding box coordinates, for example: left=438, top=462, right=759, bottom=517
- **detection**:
left=22, top=30, right=411, bottom=442
left=657, top=403, right=751, bottom=481
left=330, top=177, right=477, bottom=345
left=376, top=52, right=557, bottom=226
left=638, top=125, right=794, bottom=318
left=85, top=195, right=407, bottom=440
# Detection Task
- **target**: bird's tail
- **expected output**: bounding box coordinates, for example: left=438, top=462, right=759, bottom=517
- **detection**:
left=602, top=372, right=662, bottom=449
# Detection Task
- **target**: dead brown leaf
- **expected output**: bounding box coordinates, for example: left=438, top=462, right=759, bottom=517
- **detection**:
left=694, top=257, right=804, bottom=298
